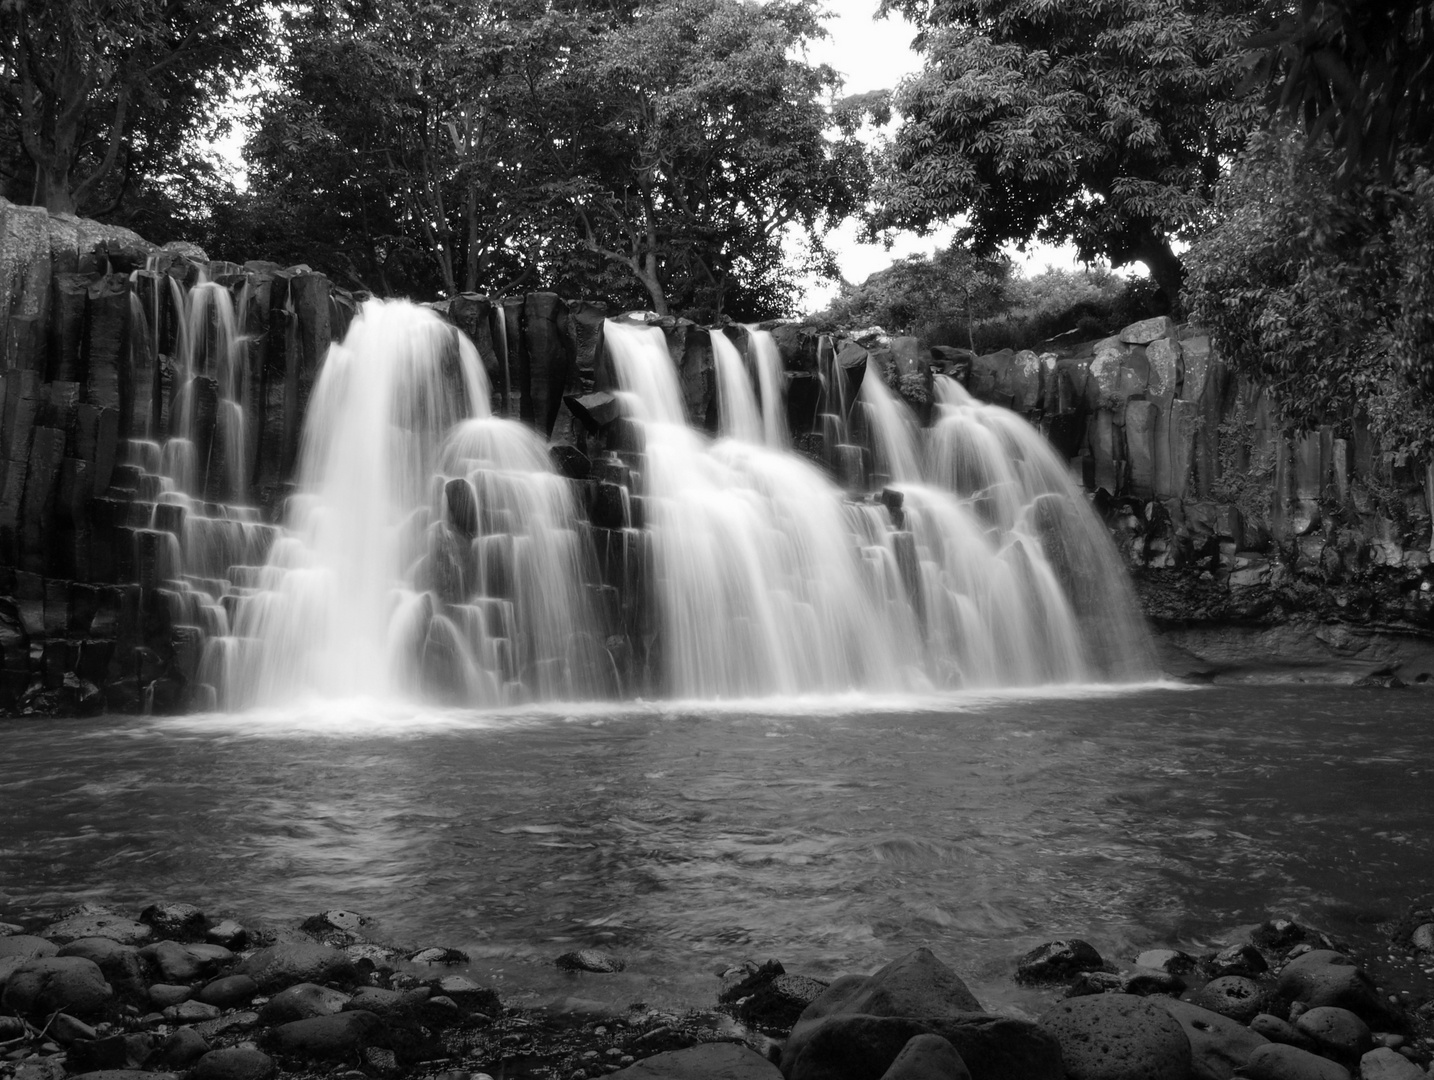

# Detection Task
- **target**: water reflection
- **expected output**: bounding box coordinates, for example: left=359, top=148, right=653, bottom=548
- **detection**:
left=0, top=685, right=1428, bottom=1012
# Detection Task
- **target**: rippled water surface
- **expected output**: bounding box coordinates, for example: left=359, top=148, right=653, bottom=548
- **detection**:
left=2, top=685, right=1430, bottom=1012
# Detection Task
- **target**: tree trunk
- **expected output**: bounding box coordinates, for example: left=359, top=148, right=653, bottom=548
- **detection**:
left=38, top=166, right=77, bottom=215
left=1133, top=233, right=1185, bottom=313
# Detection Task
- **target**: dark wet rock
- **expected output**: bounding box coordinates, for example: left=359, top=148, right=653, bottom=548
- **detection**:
left=1015, top=939, right=1106, bottom=984
left=345, top=942, right=403, bottom=969
left=879, top=1034, right=972, bottom=1080
left=299, top=909, right=372, bottom=946
left=1120, top=968, right=1187, bottom=996
left=1153, top=997, right=1269, bottom=1080
left=140, top=940, right=210, bottom=983
left=734, top=973, right=830, bottom=1032
left=147, top=984, right=192, bottom=1008
left=782, top=949, right=1058, bottom=1080
left=66, top=1033, right=133, bottom=1072
left=1293, top=1007, right=1371, bottom=1065
left=156, top=1026, right=211, bottom=1069
left=1252, top=919, right=1321, bottom=955
left=1, top=956, right=112, bottom=1018
left=1358, top=1048, right=1427, bottom=1080
left=549, top=444, right=592, bottom=480
left=556, top=949, right=627, bottom=973
left=1193, top=976, right=1269, bottom=1023
left=258, top=981, right=350, bottom=1024
left=609, top=1042, right=781, bottom=1078
left=240, top=942, right=358, bottom=991
left=720, top=959, right=785, bottom=1002
left=192, top=1048, right=276, bottom=1080
left=205, top=920, right=248, bottom=949
left=1207, top=944, right=1270, bottom=978
left=263, top=1009, right=386, bottom=1060
left=1135, top=949, right=1197, bottom=975
left=66, top=1072, right=178, bottom=1080
left=1234, top=1043, right=1351, bottom=1079
left=419, top=994, right=462, bottom=1028
left=1274, top=951, right=1392, bottom=1027
left=783, top=1014, right=1059, bottom=1080
left=41, top=914, right=152, bottom=947
left=1250, top=1014, right=1319, bottom=1053
left=345, top=985, right=431, bottom=1021
left=161, top=999, right=221, bottom=1023
left=56, top=938, right=147, bottom=998
left=139, top=903, right=208, bottom=942
left=1040, top=993, right=1192, bottom=1080
left=431, top=974, right=500, bottom=1014
left=0, top=935, right=59, bottom=960
left=406, top=946, right=469, bottom=965
left=196, top=973, right=257, bottom=1009
left=50, top=1012, right=98, bottom=1043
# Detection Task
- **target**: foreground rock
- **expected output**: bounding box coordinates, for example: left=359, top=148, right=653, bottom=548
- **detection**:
left=1040, top=993, right=1192, bottom=1079
left=780, top=948, right=1062, bottom=1080
left=610, top=1043, right=781, bottom=1078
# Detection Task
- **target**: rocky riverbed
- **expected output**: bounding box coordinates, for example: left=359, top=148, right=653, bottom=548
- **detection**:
left=2, top=899, right=1433, bottom=1080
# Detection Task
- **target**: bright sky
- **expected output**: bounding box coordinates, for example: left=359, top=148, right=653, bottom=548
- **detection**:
left=796, top=0, right=1084, bottom=313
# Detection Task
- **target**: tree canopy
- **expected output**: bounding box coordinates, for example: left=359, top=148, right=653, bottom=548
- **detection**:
left=872, top=0, right=1276, bottom=306
left=230, top=0, right=865, bottom=319
left=0, top=0, right=269, bottom=218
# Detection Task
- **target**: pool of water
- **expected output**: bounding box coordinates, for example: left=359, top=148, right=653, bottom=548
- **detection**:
left=1, top=684, right=1429, bottom=1016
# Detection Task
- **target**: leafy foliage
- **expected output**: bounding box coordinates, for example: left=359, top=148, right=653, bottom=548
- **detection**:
left=873, top=0, right=1274, bottom=305
left=1184, top=129, right=1434, bottom=453
left=0, top=0, right=269, bottom=217
left=1250, top=0, right=1434, bottom=180
left=235, top=0, right=863, bottom=317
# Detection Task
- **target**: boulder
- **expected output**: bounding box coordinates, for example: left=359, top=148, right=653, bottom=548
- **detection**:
left=205, top=920, right=248, bottom=949
left=345, top=985, right=431, bottom=1021
left=155, top=1027, right=211, bottom=1069
left=1233, top=1043, right=1351, bottom=1080
left=140, top=940, right=210, bottom=983
left=0, top=935, right=59, bottom=960
left=879, top=1034, right=972, bottom=1080
left=1274, top=951, right=1390, bottom=1026
left=138, top=902, right=208, bottom=942
left=258, top=981, right=350, bottom=1024
left=1039, top=993, right=1192, bottom=1080
left=1249, top=1014, right=1318, bottom=1053
left=1153, top=997, right=1268, bottom=1080
left=2, top=956, right=112, bottom=1018
left=609, top=1042, right=781, bottom=1079
left=196, top=974, right=258, bottom=1009
left=191, top=1048, right=277, bottom=1080
left=56, top=938, right=147, bottom=997
left=263, top=1010, right=385, bottom=1060
left=1193, top=976, right=1268, bottom=1022
left=555, top=949, right=627, bottom=973
left=803, top=948, right=984, bottom=1021
left=1016, top=939, right=1106, bottom=985
left=431, top=974, right=501, bottom=1014
left=239, top=942, right=357, bottom=992
left=41, top=915, right=151, bottom=947
left=1292, top=1007, right=1371, bottom=1065
left=147, top=984, right=193, bottom=1008
left=1120, top=317, right=1176, bottom=345
left=161, top=999, right=221, bottom=1023
left=1134, top=949, right=1196, bottom=976
left=1357, top=1047, right=1426, bottom=1080
left=1206, top=945, right=1268, bottom=979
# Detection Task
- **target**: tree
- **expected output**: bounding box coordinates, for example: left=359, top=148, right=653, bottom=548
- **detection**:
left=239, top=0, right=865, bottom=317
left=548, top=0, right=868, bottom=317
left=0, top=0, right=269, bottom=216
left=1249, top=0, right=1434, bottom=180
left=873, top=0, right=1276, bottom=306
left=1183, top=129, right=1434, bottom=451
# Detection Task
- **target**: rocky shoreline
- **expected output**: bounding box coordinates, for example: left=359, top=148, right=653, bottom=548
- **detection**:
left=3, top=900, right=1433, bottom=1080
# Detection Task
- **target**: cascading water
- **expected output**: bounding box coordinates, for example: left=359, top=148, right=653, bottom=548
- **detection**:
left=604, top=320, right=1153, bottom=693
left=211, top=300, right=608, bottom=708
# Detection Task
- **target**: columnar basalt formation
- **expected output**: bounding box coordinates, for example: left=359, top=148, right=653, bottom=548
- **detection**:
left=3, top=199, right=1433, bottom=714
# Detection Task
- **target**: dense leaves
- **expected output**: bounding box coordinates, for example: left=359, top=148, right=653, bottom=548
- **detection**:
left=0, top=0, right=269, bottom=218
left=874, top=0, right=1276, bottom=305
left=1250, top=0, right=1434, bottom=180
left=234, top=0, right=865, bottom=317
left=1184, top=130, right=1434, bottom=452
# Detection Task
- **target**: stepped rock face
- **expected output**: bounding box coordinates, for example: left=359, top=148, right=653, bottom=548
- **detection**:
left=4, top=195, right=1434, bottom=714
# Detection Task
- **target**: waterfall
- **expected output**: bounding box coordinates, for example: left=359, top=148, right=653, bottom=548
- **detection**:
left=210, top=300, right=610, bottom=708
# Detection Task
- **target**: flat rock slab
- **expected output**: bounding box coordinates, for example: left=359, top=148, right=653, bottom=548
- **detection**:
left=1040, top=993, right=1192, bottom=1080
left=240, top=943, right=357, bottom=992
left=41, top=915, right=151, bottom=946
left=611, top=1043, right=780, bottom=1079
